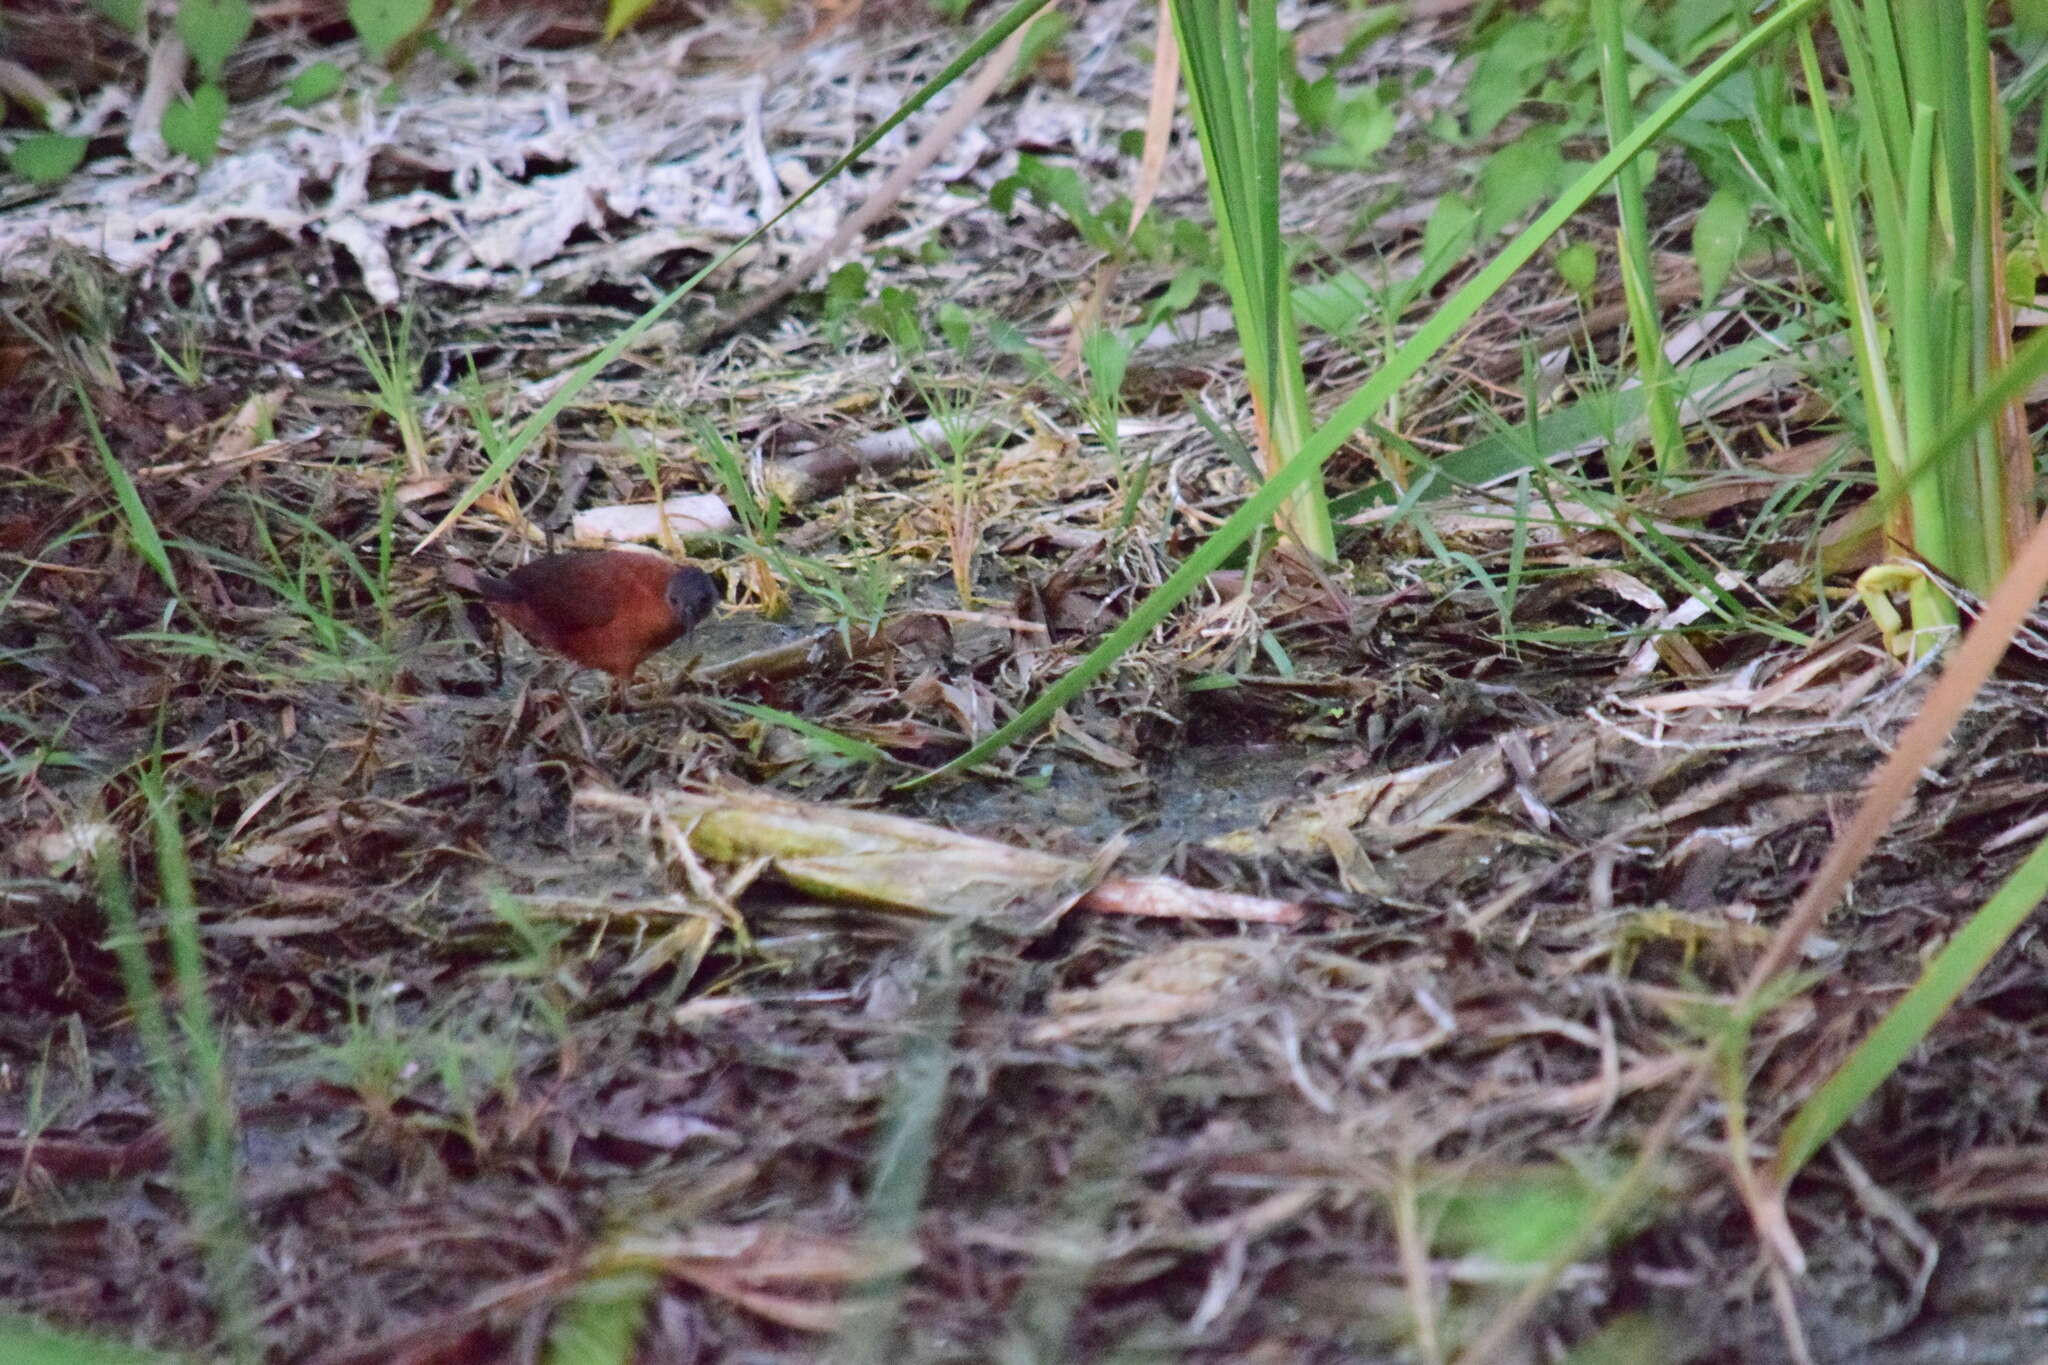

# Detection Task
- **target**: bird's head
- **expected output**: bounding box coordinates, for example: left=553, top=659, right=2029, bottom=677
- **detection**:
left=666, top=565, right=718, bottom=631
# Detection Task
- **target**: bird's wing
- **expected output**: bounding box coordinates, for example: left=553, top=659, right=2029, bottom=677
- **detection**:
left=502, top=557, right=627, bottom=631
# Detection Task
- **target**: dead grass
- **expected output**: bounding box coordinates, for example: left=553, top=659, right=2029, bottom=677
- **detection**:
left=7, top=4, right=2048, bottom=1364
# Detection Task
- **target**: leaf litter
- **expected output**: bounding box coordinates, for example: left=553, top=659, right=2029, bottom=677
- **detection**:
left=5, top=3, right=2048, bottom=1363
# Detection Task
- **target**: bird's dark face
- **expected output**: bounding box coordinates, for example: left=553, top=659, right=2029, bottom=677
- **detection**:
left=665, top=565, right=718, bottom=630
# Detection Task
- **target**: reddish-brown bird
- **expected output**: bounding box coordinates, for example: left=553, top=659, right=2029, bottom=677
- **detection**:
left=447, top=550, right=717, bottom=694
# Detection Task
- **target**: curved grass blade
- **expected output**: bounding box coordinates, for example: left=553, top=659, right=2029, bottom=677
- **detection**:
left=1324, top=326, right=1809, bottom=518
left=1762, top=325, right=2048, bottom=1181
left=902, top=0, right=1826, bottom=789
left=1775, top=831, right=2048, bottom=1181
left=717, top=699, right=900, bottom=767
left=75, top=382, right=177, bottom=594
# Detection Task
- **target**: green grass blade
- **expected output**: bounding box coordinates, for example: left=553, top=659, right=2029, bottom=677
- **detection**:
left=74, top=383, right=177, bottom=594
left=1594, top=0, right=1683, bottom=476
left=1776, top=831, right=2048, bottom=1179
left=717, top=700, right=898, bottom=767
left=1167, top=0, right=1331, bottom=557
left=1326, top=327, right=1807, bottom=518
left=94, top=820, right=182, bottom=1132
left=832, top=943, right=961, bottom=1364
left=1889, top=320, right=2048, bottom=505
left=0, top=1317, right=192, bottom=1364
left=902, top=0, right=1826, bottom=789
left=140, top=765, right=256, bottom=1357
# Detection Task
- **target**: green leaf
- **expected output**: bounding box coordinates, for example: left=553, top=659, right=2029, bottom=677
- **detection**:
left=1334, top=5, right=1403, bottom=63
left=1293, top=268, right=1374, bottom=335
left=1290, top=63, right=1338, bottom=133
left=1428, top=1164, right=1608, bottom=1264
left=990, top=154, right=1114, bottom=251
left=0, top=1315, right=190, bottom=1364
left=1690, top=185, right=1749, bottom=302
left=1662, top=0, right=1739, bottom=60
left=986, top=314, right=1036, bottom=360
left=1168, top=218, right=1213, bottom=268
left=546, top=1270, right=655, bottom=1365
left=862, top=286, right=925, bottom=351
left=1124, top=206, right=1168, bottom=261
left=1554, top=240, right=1598, bottom=299
left=1464, top=19, right=1552, bottom=137
left=283, top=61, right=344, bottom=109
left=1305, top=88, right=1394, bottom=169
left=823, top=261, right=869, bottom=321
left=347, top=0, right=433, bottom=64
left=1558, top=1314, right=1665, bottom=1365
left=419, top=31, right=475, bottom=77
left=1081, top=326, right=1132, bottom=410
left=1009, top=10, right=1071, bottom=86
left=1416, top=193, right=1478, bottom=284
left=1477, top=127, right=1567, bottom=237
left=8, top=133, right=87, bottom=184
left=937, top=301, right=974, bottom=354
left=2008, top=250, right=2039, bottom=303
left=91, top=0, right=146, bottom=35
left=1169, top=0, right=1333, bottom=556
left=161, top=84, right=228, bottom=167
left=603, top=0, right=659, bottom=41
left=175, top=0, right=253, bottom=84
left=1139, top=263, right=1209, bottom=329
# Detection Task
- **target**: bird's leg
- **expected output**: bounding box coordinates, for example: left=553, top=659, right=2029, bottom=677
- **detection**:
left=455, top=596, right=505, bottom=689
left=562, top=693, right=597, bottom=757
